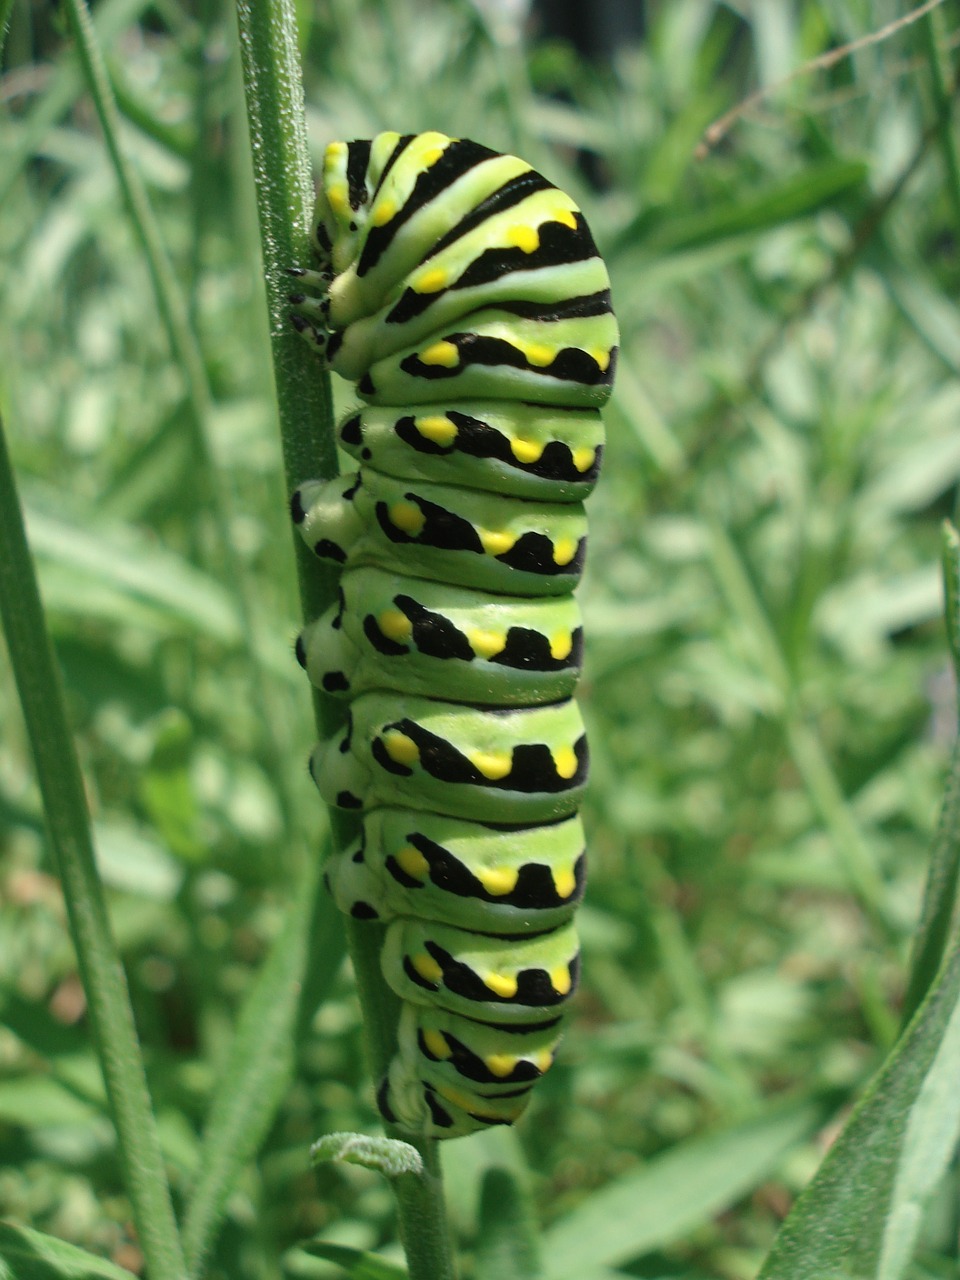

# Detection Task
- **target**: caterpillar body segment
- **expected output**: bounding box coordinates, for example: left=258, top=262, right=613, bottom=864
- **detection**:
left=297, top=566, right=584, bottom=704
left=336, top=403, right=604, bottom=502
left=324, top=808, right=586, bottom=933
left=294, top=131, right=616, bottom=1138
left=309, top=692, right=588, bottom=825
left=293, top=468, right=589, bottom=598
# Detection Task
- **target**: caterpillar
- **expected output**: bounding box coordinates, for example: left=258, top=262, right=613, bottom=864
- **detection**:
left=289, top=131, right=617, bottom=1138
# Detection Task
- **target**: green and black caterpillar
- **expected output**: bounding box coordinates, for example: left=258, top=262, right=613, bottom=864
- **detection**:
left=289, top=131, right=617, bottom=1138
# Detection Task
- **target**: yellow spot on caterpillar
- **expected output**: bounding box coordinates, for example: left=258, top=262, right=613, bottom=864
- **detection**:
left=483, top=970, right=519, bottom=998
left=521, top=341, right=555, bottom=368
left=505, top=224, right=540, bottom=253
left=412, top=951, right=443, bottom=985
left=533, top=1048, right=554, bottom=1073
left=510, top=437, right=544, bottom=464
left=421, top=340, right=460, bottom=368
left=466, top=627, right=506, bottom=659
left=421, top=146, right=445, bottom=166
left=414, top=267, right=448, bottom=293
left=552, top=866, right=577, bottom=899
left=552, top=745, right=578, bottom=780
left=484, top=1052, right=519, bottom=1078
left=553, top=207, right=578, bottom=230
left=371, top=198, right=397, bottom=226
left=479, top=529, right=517, bottom=557
left=468, top=749, right=513, bottom=781
left=549, top=632, right=573, bottom=661
left=552, top=537, right=578, bottom=566
left=378, top=609, right=413, bottom=643
left=395, top=843, right=430, bottom=880
left=591, top=348, right=611, bottom=372
left=327, top=184, right=349, bottom=217
left=388, top=500, right=426, bottom=536
left=550, top=965, right=572, bottom=996
left=382, top=730, right=420, bottom=767
left=416, top=415, right=458, bottom=446
left=572, top=446, right=596, bottom=472
left=423, top=1029, right=451, bottom=1059
left=475, top=865, right=519, bottom=896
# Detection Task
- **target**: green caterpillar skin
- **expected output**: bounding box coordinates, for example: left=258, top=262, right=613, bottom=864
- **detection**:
left=292, top=131, right=617, bottom=1137
left=298, top=566, right=584, bottom=704
left=310, top=692, right=587, bottom=825
left=292, top=469, right=588, bottom=598
left=336, top=404, right=603, bottom=501
left=326, top=809, right=585, bottom=933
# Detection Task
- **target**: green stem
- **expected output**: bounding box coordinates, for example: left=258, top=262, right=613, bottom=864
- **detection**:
left=232, top=3, right=457, bottom=1277
left=0, top=412, right=186, bottom=1280
left=0, top=0, right=15, bottom=63
left=902, top=523, right=960, bottom=1024
left=920, top=6, right=960, bottom=243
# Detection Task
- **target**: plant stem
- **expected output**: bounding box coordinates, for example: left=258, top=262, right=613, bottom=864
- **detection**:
left=920, top=6, right=960, bottom=242
left=232, top=3, right=457, bottom=1276
left=0, top=412, right=186, bottom=1280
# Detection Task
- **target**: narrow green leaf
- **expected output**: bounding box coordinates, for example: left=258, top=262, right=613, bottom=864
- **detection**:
left=0, top=413, right=185, bottom=1280
left=182, top=853, right=329, bottom=1278
left=757, top=938, right=960, bottom=1279
left=475, top=1167, right=543, bottom=1280
left=878, top=979, right=960, bottom=1278
left=901, top=525, right=960, bottom=1024
left=541, top=1097, right=827, bottom=1277
left=940, top=522, right=960, bottom=684
left=297, top=1241, right=408, bottom=1279
left=0, top=1223, right=137, bottom=1280
left=617, top=161, right=868, bottom=256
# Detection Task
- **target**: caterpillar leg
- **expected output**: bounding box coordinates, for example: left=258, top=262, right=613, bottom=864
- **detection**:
left=290, top=473, right=364, bottom=563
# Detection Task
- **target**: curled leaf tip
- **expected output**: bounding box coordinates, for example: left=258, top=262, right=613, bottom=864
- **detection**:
left=310, top=1131, right=424, bottom=1178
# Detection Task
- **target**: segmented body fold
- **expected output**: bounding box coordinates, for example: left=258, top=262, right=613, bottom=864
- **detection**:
left=290, top=131, right=617, bottom=1138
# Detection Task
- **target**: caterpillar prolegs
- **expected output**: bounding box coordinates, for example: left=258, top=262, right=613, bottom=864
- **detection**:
left=290, top=131, right=617, bottom=1138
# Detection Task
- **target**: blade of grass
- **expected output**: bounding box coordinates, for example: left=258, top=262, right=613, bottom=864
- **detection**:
left=0, top=410, right=186, bottom=1280
left=919, top=5, right=960, bottom=237
left=540, top=1096, right=828, bottom=1278
left=0, top=0, right=153, bottom=213
left=705, top=519, right=893, bottom=934
left=0, top=1222, right=138, bottom=1280
left=232, top=5, right=456, bottom=1279
left=181, top=850, right=332, bottom=1279
left=0, top=0, right=15, bottom=64
left=59, top=0, right=307, bottom=850
left=901, top=522, right=960, bottom=1024
left=757, top=932, right=960, bottom=1279
left=475, top=1167, right=543, bottom=1280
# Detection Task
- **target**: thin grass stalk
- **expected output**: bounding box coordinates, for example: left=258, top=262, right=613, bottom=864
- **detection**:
left=705, top=520, right=893, bottom=935
left=0, top=0, right=15, bottom=62
left=232, top=3, right=457, bottom=1277
left=920, top=6, right=960, bottom=243
left=0, top=411, right=186, bottom=1280
left=60, top=0, right=305, bottom=848
left=902, top=523, right=960, bottom=1024
left=181, top=851, right=327, bottom=1279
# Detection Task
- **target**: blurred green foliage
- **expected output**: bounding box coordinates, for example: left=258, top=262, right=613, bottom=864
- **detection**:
left=2, top=1, right=960, bottom=1277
